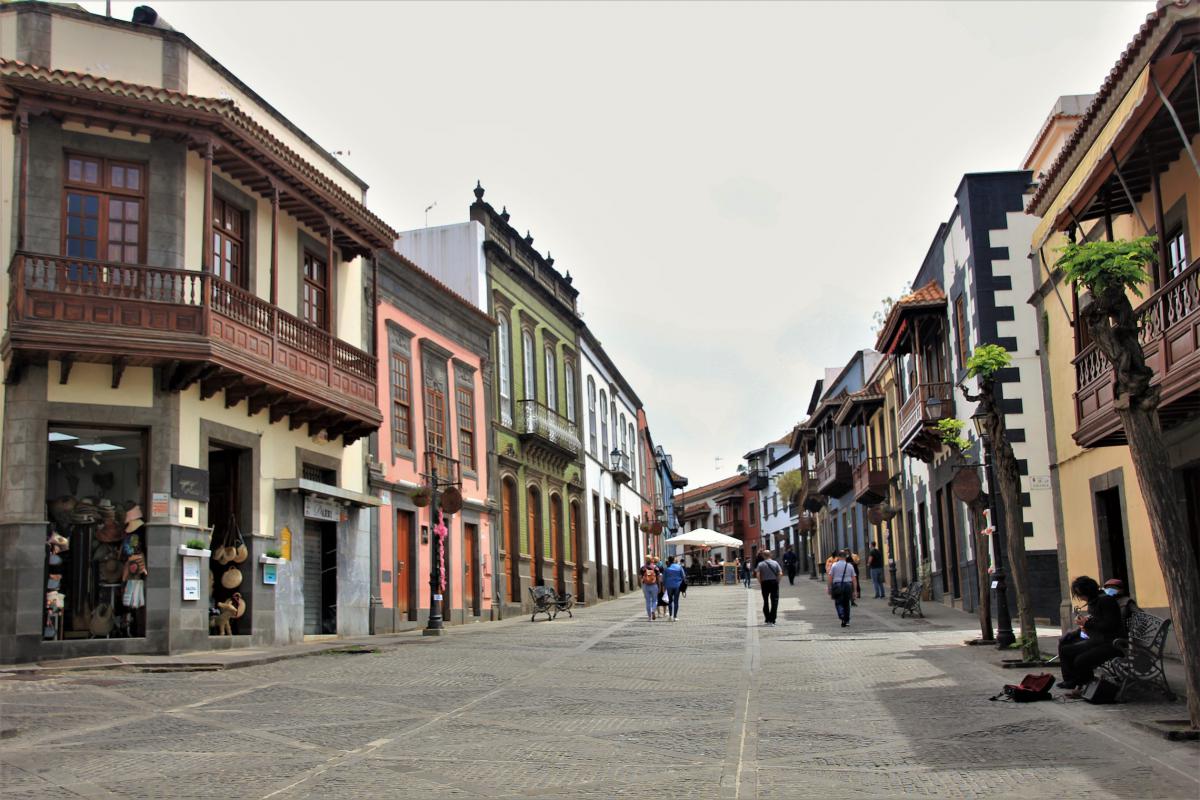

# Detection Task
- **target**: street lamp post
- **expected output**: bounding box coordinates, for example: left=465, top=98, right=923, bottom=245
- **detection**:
left=972, top=414, right=1015, bottom=649
left=422, top=452, right=462, bottom=638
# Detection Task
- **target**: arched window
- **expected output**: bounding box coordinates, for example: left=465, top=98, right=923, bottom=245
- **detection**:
left=599, top=389, right=609, bottom=453
left=629, top=424, right=638, bottom=490
left=610, top=402, right=618, bottom=455
left=619, top=414, right=627, bottom=455
left=522, top=330, right=536, bottom=401
left=587, top=377, right=597, bottom=455
left=497, top=315, right=512, bottom=426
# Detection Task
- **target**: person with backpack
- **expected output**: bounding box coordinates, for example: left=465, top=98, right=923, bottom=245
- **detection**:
left=867, top=541, right=885, bottom=598
left=755, top=550, right=783, bottom=626
left=782, top=545, right=799, bottom=585
left=662, top=556, right=687, bottom=622
left=639, top=556, right=661, bottom=621
left=828, top=550, right=858, bottom=627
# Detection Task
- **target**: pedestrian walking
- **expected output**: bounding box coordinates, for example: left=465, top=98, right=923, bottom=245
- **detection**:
left=782, top=544, right=799, bottom=585
left=828, top=550, right=858, bottom=627
left=756, top=550, right=782, bottom=626
left=867, top=541, right=885, bottom=598
left=740, top=557, right=752, bottom=588
left=640, top=556, right=661, bottom=621
left=662, top=556, right=687, bottom=621
left=850, top=550, right=861, bottom=604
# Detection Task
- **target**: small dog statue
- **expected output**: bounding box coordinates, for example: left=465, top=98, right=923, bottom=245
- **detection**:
left=213, top=598, right=237, bottom=636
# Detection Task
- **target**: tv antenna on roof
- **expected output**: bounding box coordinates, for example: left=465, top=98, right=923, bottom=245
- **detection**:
left=424, top=201, right=437, bottom=228
left=714, top=455, right=724, bottom=472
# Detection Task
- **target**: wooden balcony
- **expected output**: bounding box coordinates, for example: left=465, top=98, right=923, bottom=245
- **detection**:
left=746, top=468, right=769, bottom=491
left=715, top=518, right=745, bottom=539
left=516, top=399, right=581, bottom=463
left=815, top=448, right=853, bottom=496
left=898, top=380, right=954, bottom=461
left=853, top=455, right=888, bottom=505
left=4, top=252, right=379, bottom=442
left=609, top=449, right=632, bottom=485
left=1074, top=258, right=1200, bottom=447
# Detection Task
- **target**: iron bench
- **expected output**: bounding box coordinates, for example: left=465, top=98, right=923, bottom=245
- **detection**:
left=529, top=586, right=574, bottom=622
left=889, top=580, right=924, bottom=618
left=1099, top=610, right=1175, bottom=701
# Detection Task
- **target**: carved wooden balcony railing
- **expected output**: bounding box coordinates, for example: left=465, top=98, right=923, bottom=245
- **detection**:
left=853, top=454, right=888, bottom=505
left=897, top=380, right=954, bottom=461
left=1074, top=258, right=1200, bottom=447
left=746, top=467, right=769, bottom=491
left=815, top=448, right=854, bottom=497
left=516, top=399, right=581, bottom=459
left=6, top=252, right=379, bottom=440
left=715, top=518, right=745, bottom=539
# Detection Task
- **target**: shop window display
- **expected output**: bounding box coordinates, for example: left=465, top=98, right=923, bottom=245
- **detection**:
left=44, top=427, right=147, bottom=639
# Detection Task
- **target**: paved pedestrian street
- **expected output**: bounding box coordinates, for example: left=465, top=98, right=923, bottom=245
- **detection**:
left=1, top=579, right=1196, bottom=800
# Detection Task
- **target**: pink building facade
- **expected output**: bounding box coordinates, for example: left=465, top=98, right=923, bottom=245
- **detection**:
left=371, top=251, right=496, bottom=631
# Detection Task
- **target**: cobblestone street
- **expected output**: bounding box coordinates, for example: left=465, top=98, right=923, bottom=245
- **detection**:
left=2, top=578, right=1197, bottom=799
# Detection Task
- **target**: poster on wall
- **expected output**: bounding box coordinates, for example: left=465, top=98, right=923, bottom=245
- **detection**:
left=304, top=495, right=341, bottom=522
left=182, top=556, right=201, bottom=601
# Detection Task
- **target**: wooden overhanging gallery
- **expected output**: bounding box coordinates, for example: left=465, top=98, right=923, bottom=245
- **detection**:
left=0, top=60, right=396, bottom=443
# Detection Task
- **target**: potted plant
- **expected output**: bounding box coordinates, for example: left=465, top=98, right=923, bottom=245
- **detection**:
left=178, top=538, right=211, bottom=558
left=259, top=547, right=287, bottom=565
left=412, top=487, right=432, bottom=507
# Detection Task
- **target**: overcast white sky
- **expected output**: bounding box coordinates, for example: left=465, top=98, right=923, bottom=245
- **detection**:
left=87, top=0, right=1151, bottom=488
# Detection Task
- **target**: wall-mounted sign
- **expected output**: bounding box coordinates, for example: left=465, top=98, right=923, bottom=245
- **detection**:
left=151, top=492, right=169, bottom=518
left=280, top=526, right=292, bottom=560
left=304, top=495, right=341, bottom=522
left=262, top=563, right=278, bottom=585
left=171, top=465, right=210, bottom=502
left=182, top=555, right=201, bottom=601
left=1030, top=475, right=1051, bottom=490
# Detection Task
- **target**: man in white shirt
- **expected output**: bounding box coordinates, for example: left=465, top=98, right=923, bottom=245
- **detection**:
left=827, top=550, right=858, bottom=627
left=755, top=551, right=783, bottom=626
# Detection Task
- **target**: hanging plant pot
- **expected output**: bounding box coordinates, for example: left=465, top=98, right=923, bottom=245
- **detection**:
left=650, top=521, right=664, bottom=535
left=412, top=487, right=432, bottom=507
left=440, top=487, right=463, bottom=514
left=639, top=521, right=651, bottom=533
left=867, top=506, right=885, bottom=526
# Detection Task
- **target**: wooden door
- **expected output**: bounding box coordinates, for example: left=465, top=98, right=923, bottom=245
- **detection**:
left=464, top=523, right=477, bottom=616
left=528, top=487, right=542, bottom=587
left=571, top=502, right=584, bottom=600
left=550, top=499, right=563, bottom=593
left=396, top=510, right=413, bottom=620
left=592, top=496, right=604, bottom=599
left=503, top=479, right=519, bottom=602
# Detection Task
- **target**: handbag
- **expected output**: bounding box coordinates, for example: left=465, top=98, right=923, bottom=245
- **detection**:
left=221, top=565, right=243, bottom=590
left=990, top=672, right=1055, bottom=702
left=89, top=603, right=114, bottom=637
left=1081, top=677, right=1119, bottom=704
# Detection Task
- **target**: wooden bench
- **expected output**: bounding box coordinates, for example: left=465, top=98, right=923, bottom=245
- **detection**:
left=529, top=586, right=574, bottom=622
left=889, top=580, right=924, bottom=618
left=1099, top=610, right=1175, bottom=701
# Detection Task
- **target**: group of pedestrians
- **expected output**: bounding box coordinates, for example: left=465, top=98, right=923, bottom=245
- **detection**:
left=639, top=554, right=687, bottom=622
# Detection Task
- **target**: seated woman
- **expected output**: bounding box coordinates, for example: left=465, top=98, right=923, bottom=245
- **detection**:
left=1059, top=575, right=1127, bottom=695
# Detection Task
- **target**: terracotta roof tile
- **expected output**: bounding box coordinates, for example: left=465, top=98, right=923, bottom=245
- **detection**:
left=874, top=280, right=946, bottom=353
left=678, top=474, right=746, bottom=503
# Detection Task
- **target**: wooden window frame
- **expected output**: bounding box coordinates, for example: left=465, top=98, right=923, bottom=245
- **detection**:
left=954, top=294, right=968, bottom=366
left=424, top=379, right=449, bottom=457
left=390, top=350, right=413, bottom=455
left=302, top=249, right=331, bottom=331
left=212, top=195, right=248, bottom=289
left=456, top=384, right=476, bottom=472
left=544, top=346, right=558, bottom=411
left=62, top=152, right=147, bottom=265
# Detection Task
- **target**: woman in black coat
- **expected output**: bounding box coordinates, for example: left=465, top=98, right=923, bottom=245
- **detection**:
left=1059, top=575, right=1127, bottom=694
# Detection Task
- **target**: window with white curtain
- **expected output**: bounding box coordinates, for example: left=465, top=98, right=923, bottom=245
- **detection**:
left=497, top=315, right=512, bottom=425
left=599, top=389, right=609, bottom=453
left=544, top=347, right=557, bottom=411
left=564, top=363, right=576, bottom=424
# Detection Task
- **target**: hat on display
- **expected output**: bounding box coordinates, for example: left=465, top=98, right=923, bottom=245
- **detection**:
left=126, top=518, right=145, bottom=534
left=1103, top=578, right=1123, bottom=588
left=96, top=517, right=124, bottom=543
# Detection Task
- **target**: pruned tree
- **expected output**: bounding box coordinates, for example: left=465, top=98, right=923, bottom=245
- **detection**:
left=959, top=344, right=1040, bottom=661
left=871, top=281, right=913, bottom=335
left=1058, top=237, right=1200, bottom=729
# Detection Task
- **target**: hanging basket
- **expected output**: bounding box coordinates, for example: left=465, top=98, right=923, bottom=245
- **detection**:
left=221, top=566, right=243, bottom=590
left=867, top=506, right=885, bottom=526
left=650, top=521, right=664, bottom=535
left=412, top=488, right=432, bottom=507
left=440, top=487, right=464, bottom=515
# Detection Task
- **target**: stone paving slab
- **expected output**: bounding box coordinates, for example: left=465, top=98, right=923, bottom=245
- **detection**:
left=1, top=578, right=1196, bottom=799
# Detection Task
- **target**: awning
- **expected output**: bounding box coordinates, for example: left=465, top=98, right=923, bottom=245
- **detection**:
left=274, top=478, right=381, bottom=508
left=1033, top=51, right=1195, bottom=249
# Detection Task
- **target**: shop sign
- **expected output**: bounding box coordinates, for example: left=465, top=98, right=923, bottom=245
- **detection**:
left=262, top=563, right=278, bottom=586
left=280, top=526, right=292, bottom=560
left=182, top=556, right=201, bottom=601
left=304, top=495, right=341, bottom=522
left=171, top=465, right=210, bottom=502
left=151, top=492, right=169, bottom=518
left=1030, top=475, right=1051, bottom=490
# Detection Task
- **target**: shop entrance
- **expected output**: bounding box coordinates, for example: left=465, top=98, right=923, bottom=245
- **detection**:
left=209, top=445, right=251, bottom=635
left=528, top=486, right=543, bottom=587
left=464, top=522, right=478, bottom=617
left=303, top=520, right=337, bottom=635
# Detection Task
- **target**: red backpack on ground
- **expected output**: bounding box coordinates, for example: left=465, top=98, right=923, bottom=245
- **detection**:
left=991, top=673, right=1055, bottom=702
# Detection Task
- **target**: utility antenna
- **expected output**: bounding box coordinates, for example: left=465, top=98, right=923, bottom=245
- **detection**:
left=424, top=201, right=437, bottom=228
left=714, top=455, right=724, bottom=472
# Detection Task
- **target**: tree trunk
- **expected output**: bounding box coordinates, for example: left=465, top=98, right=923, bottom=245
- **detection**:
left=1083, top=285, right=1200, bottom=729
